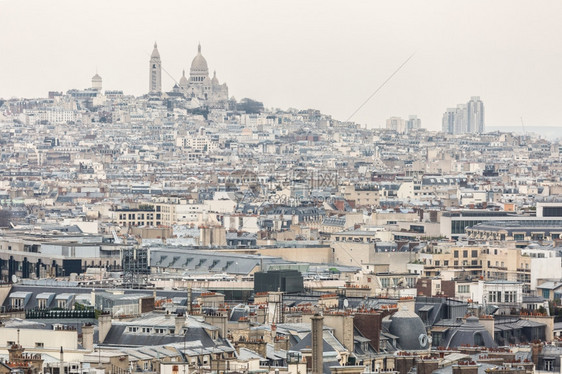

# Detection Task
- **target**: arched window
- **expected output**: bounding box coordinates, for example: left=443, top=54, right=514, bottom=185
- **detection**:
left=474, top=332, right=484, bottom=346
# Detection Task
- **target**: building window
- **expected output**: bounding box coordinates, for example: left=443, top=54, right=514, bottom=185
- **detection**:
left=504, top=291, right=517, bottom=303
left=474, top=332, right=484, bottom=346
left=488, top=291, right=501, bottom=303
left=458, top=285, right=469, bottom=293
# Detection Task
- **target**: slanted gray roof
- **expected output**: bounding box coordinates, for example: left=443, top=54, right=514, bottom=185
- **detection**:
left=443, top=317, right=496, bottom=349
left=10, top=291, right=32, bottom=299
left=418, top=305, right=434, bottom=312
left=537, top=281, right=562, bottom=290
left=101, top=312, right=222, bottom=349
left=149, top=247, right=299, bottom=275
left=237, top=347, right=264, bottom=361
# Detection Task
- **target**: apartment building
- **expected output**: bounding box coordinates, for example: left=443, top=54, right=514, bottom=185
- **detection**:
left=419, top=244, right=533, bottom=293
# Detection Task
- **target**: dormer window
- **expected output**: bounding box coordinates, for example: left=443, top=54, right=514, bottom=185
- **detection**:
left=11, top=298, right=23, bottom=309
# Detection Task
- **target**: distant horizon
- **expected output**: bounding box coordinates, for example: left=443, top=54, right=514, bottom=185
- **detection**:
left=486, top=125, right=561, bottom=140
left=2, top=91, right=561, bottom=139
left=1, top=0, right=562, bottom=131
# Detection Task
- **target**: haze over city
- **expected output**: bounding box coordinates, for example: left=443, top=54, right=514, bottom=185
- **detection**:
left=4, top=2, right=562, bottom=373
left=1, top=0, right=562, bottom=129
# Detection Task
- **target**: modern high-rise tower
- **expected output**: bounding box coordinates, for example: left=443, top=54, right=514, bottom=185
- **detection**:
left=149, top=42, right=162, bottom=94
left=442, top=108, right=456, bottom=134
left=467, top=96, right=485, bottom=133
left=442, top=97, right=485, bottom=135
left=454, top=104, right=468, bottom=134
left=406, top=115, right=421, bottom=132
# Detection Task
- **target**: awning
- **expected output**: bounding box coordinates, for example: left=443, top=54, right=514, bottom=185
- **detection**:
left=431, top=326, right=450, bottom=332
left=418, top=305, right=434, bottom=312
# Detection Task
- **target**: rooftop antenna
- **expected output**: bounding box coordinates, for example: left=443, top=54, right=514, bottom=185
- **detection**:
left=346, top=52, right=416, bottom=123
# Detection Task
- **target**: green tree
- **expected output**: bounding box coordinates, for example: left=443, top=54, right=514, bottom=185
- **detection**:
left=238, top=98, right=264, bottom=114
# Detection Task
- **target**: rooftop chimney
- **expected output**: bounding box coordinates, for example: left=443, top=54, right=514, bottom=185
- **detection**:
left=311, top=313, right=323, bottom=374
left=98, top=313, right=111, bottom=344
left=82, top=324, right=94, bottom=351
left=175, top=313, right=185, bottom=335
left=532, top=341, right=543, bottom=366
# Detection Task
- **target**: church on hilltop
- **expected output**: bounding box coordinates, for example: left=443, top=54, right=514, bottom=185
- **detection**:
left=149, top=42, right=229, bottom=107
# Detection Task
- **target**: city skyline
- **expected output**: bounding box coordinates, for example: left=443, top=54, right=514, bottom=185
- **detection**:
left=1, top=0, right=561, bottom=130
left=3, top=0, right=562, bottom=367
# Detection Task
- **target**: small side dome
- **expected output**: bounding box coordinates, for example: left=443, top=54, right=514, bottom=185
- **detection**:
left=388, top=307, right=429, bottom=350
left=91, top=73, right=102, bottom=90
left=179, top=70, right=188, bottom=87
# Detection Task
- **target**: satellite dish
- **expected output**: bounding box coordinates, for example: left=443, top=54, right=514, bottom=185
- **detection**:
left=343, top=299, right=349, bottom=308
left=11, top=274, right=18, bottom=284
left=418, top=334, right=428, bottom=348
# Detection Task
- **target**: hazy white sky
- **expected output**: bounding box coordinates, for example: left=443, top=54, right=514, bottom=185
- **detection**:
left=1, top=0, right=561, bottom=130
